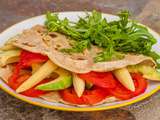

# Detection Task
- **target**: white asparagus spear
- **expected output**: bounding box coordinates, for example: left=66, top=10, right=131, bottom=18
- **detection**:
left=31, top=63, right=43, bottom=74
left=0, top=44, right=17, bottom=51
left=16, top=60, right=58, bottom=93
left=73, top=73, right=85, bottom=97
left=0, top=50, right=21, bottom=66
left=113, top=67, right=135, bottom=91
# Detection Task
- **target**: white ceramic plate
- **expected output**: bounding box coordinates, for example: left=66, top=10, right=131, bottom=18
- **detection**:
left=0, top=11, right=160, bottom=111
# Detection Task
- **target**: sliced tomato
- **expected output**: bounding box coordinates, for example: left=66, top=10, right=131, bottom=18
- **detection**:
left=131, top=73, right=148, bottom=96
left=9, top=50, right=48, bottom=86
left=19, top=50, right=48, bottom=67
left=78, top=71, right=117, bottom=88
left=8, top=50, right=49, bottom=90
left=8, top=73, right=51, bottom=97
left=108, top=82, right=133, bottom=100
left=82, top=88, right=109, bottom=104
left=108, top=73, right=147, bottom=100
left=21, top=79, right=51, bottom=97
left=60, top=89, right=85, bottom=104
left=8, top=73, right=30, bottom=90
left=60, top=87, right=109, bottom=105
left=21, top=88, right=48, bottom=97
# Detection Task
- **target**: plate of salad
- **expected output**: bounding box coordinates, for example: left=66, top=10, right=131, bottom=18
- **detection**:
left=0, top=10, right=160, bottom=111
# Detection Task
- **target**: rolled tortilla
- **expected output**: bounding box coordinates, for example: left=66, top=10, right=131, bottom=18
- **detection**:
left=40, top=92, right=118, bottom=106
left=12, top=26, right=156, bottom=73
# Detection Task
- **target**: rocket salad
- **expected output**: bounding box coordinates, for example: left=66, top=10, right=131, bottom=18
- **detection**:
left=0, top=10, right=160, bottom=105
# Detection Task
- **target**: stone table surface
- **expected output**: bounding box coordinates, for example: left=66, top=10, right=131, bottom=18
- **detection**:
left=0, top=0, right=160, bottom=120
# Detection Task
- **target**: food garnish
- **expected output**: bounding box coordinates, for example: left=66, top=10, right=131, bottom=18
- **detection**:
left=46, top=10, right=160, bottom=68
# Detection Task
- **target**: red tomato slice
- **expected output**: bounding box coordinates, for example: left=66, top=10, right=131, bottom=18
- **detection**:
left=9, top=50, right=48, bottom=88
left=60, top=87, right=109, bottom=105
left=19, top=50, right=48, bottom=67
left=21, top=79, right=51, bottom=97
left=8, top=50, right=49, bottom=95
left=21, top=88, right=48, bottom=97
left=8, top=73, right=30, bottom=90
left=8, top=64, right=21, bottom=90
left=60, top=89, right=85, bottom=104
left=78, top=72, right=117, bottom=88
left=108, top=73, right=147, bottom=100
left=108, top=82, right=133, bottom=100
left=82, top=88, right=109, bottom=104
left=8, top=73, right=51, bottom=97
left=131, top=73, right=148, bottom=96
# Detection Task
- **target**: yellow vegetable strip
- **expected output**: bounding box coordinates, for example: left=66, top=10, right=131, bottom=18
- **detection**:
left=113, top=67, right=135, bottom=91
left=16, top=60, right=58, bottom=93
left=0, top=44, right=17, bottom=51
left=73, top=73, right=85, bottom=97
left=0, top=50, right=21, bottom=66
left=31, top=63, right=43, bottom=74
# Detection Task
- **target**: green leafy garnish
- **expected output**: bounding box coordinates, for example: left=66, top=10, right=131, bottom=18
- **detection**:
left=45, top=10, right=160, bottom=68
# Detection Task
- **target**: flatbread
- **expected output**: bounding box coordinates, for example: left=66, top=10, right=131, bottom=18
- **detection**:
left=92, top=54, right=156, bottom=72
left=0, top=65, right=13, bottom=83
left=40, top=91, right=118, bottom=106
left=39, top=91, right=61, bottom=102
left=12, top=25, right=156, bottom=73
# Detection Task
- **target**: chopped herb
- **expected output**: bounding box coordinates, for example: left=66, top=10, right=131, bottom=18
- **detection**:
left=45, top=10, right=160, bottom=68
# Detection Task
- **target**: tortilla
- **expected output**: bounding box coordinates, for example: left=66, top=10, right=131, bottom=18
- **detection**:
left=13, top=29, right=49, bottom=55
left=0, top=65, right=13, bottom=83
left=40, top=91, right=118, bottom=106
left=12, top=25, right=156, bottom=73
left=39, top=91, right=61, bottom=102
left=92, top=54, right=156, bottom=72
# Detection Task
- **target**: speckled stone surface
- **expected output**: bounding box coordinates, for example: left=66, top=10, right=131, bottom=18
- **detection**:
left=0, top=0, right=160, bottom=120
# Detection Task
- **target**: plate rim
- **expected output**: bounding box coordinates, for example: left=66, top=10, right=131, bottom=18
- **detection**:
left=0, top=11, right=160, bottom=111
left=1, top=82, right=159, bottom=111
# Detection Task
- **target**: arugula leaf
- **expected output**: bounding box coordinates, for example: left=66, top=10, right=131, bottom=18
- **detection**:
left=45, top=10, right=160, bottom=67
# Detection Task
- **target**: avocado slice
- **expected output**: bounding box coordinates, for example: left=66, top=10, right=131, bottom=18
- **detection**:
left=36, top=68, right=72, bottom=91
left=85, top=82, right=93, bottom=89
left=127, top=65, right=160, bottom=81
